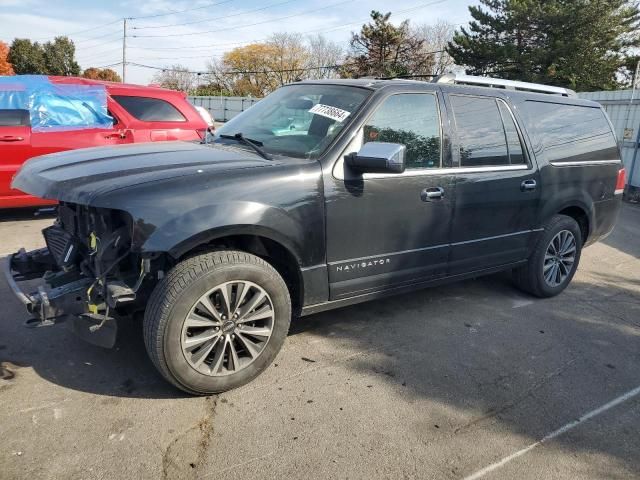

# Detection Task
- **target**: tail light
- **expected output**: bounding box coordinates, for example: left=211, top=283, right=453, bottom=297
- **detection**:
left=615, top=168, right=626, bottom=194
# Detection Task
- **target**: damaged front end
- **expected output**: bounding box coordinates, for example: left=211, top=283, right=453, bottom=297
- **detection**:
left=4, top=203, right=154, bottom=348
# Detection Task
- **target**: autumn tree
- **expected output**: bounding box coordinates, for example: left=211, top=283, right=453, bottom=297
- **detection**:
left=208, top=43, right=282, bottom=96
left=448, top=0, right=640, bottom=91
left=8, top=39, right=46, bottom=74
left=82, top=67, right=122, bottom=82
left=206, top=33, right=344, bottom=96
left=0, top=41, right=14, bottom=75
left=343, top=11, right=435, bottom=79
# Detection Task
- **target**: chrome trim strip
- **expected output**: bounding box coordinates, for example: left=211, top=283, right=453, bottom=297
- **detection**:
left=328, top=230, right=534, bottom=266
left=549, top=160, right=622, bottom=167
left=333, top=163, right=529, bottom=180
left=300, top=264, right=326, bottom=272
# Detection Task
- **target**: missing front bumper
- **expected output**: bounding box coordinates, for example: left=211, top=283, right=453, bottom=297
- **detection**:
left=3, top=250, right=118, bottom=348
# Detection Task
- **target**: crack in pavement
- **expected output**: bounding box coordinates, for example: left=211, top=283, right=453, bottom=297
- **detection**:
left=454, top=357, right=578, bottom=434
left=161, top=395, right=218, bottom=480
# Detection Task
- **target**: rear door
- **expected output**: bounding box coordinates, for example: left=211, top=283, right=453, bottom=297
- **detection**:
left=110, top=94, right=204, bottom=142
left=0, top=109, right=32, bottom=199
left=445, top=93, right=541, bottom=274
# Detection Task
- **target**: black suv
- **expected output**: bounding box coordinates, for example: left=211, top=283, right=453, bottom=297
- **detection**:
left=5, top=75, right=625, bottom=394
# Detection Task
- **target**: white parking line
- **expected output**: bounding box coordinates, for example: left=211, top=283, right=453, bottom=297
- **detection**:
left=463, top=385, right=640, bottom=480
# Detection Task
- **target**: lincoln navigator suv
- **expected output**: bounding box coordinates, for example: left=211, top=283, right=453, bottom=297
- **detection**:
left=4, top=74, right=625, bottom=394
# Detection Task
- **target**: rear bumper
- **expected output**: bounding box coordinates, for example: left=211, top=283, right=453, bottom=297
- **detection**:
left=589, top=195, right=623, bottom=245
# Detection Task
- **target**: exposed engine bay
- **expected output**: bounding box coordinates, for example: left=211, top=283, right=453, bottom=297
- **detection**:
left=5, top=203, right=157, bottom=347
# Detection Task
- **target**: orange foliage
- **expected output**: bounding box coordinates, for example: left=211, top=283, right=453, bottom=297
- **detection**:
left=0, top=41, right=15, bottom=75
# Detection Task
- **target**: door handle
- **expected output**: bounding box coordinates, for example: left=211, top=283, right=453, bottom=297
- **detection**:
left=521, top=179, right=537, bottom=191
left=0, top=136, right=24, bottom=142
left=104, top=130, right=127, bottom=140
left=421, top=187, right=444, bottom=202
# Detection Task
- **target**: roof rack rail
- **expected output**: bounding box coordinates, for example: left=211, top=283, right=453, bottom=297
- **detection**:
left=434, top=73, right=576, bottom=97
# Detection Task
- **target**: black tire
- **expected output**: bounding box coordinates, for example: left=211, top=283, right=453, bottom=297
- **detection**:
left=513, top=214, right=583, bottom=298
left=144, top=250, right=291, bottom=395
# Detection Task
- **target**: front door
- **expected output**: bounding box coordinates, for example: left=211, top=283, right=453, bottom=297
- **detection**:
left=445, top=94, right=541, bottom=274
left=0, top=109, right=32, bottom=201
left=325, top=91, right=454, bottom=300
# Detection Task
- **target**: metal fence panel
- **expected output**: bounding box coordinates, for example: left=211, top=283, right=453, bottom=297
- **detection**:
left=578, top=90, right=640, bottom=187
left=188, top=96, right=261, bottom=122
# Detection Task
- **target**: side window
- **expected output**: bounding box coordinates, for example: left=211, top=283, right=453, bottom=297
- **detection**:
left=497, top=100, right=525, bottom=164
left=450, top=95, right=510, bottom=167
left=0, top=109, right=30, bottom=127
left=112, top=95, right=186, bottom=122
left=363, top=93, right=441, bottom=169
left=519, top=101, right=618, bottom=163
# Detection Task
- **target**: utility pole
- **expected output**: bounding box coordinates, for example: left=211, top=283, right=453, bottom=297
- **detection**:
left=122, top=18, right=127, bottom=83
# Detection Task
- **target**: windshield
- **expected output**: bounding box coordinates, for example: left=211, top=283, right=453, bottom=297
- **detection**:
left=214, top=84, right=371, bottom=159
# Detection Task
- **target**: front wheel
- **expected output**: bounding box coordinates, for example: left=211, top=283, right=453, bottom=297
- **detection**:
left=144, top=250, right=291, bottom=394
left=513, top=214, right=583, bottom=298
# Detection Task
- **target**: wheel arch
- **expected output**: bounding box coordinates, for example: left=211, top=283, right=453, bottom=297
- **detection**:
left=173, top=228, right=305, bottom=315
left=557, top=205, right=590, bottom=245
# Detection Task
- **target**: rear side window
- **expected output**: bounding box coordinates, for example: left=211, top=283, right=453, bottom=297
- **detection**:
left=0, top=109, right=30, bottom=127
left=519, top=101, right=618, bottom=163
left=450, top=95, right=525, bottom=167
left=112, top=95, right=186, bottom=122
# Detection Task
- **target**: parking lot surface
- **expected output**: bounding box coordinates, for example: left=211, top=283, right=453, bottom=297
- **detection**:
left=1, top=204, right=639, bottom=480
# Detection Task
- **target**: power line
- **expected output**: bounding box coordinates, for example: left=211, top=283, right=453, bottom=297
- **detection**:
left=127, top=0, right=235, bottom=21
left=127, top=61, right=354, bottom=75
left=127, top=0, right=447, bottom=49
left=132, top=0, right=298, bottom=30
left=132, top=0, right=356, bottom=38
left=127, top=49, right=447, bottom=76
left=30, top=19, right=122, bottom=41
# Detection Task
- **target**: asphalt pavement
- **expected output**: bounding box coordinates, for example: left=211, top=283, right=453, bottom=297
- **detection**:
left=1, top=203, right=639, bottom=480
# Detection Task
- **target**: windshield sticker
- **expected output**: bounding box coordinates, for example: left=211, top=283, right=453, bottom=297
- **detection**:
left=309, top=104, right=351, bottom=122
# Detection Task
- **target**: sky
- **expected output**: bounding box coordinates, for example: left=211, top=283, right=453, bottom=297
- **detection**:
left=0, top=0, right=480, bottom=85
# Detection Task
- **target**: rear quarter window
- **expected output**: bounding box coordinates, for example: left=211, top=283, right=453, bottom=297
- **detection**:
left=519, top=101, right=618, bottom=163
left=0, top=109, right=30, bottom=127
left=112, top=95, right=186, bottom=122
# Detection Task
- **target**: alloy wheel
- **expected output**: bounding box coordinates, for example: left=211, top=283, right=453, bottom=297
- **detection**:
left=543, top=230, right=576, bottom=287
left=180, top=280, right=275, bottom=376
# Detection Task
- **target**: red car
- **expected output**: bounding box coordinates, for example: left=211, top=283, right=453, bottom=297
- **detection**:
left=0, top=76, right=210, bottom=209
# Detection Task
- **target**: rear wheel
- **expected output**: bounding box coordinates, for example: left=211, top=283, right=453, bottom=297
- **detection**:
left=144, top=250, right=291, bottom=394
left=513, top=214, right=583, bottom=298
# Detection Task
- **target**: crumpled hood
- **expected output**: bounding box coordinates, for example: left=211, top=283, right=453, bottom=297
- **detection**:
left=12, top=141, right=274, bottom=204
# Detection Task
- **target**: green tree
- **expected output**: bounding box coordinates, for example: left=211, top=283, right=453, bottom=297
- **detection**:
left=448, top=0, right=640, bottom=91
left=8, top=39, right=46, bottom=74
left=43, top=36, right=80, bottom=76
left=343, top=11, right=434, bottom=79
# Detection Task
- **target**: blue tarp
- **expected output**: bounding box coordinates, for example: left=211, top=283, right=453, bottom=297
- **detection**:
left=0, top=75, right=112, bottom=131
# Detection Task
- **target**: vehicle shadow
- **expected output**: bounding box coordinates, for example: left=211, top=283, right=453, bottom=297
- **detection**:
left=1, top=210, right=639, bottom=475
left=0, top=207, right=57, bottom=223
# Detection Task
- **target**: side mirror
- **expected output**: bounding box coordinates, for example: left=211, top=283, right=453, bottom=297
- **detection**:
left=345, top=142, right=406, bottom=174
